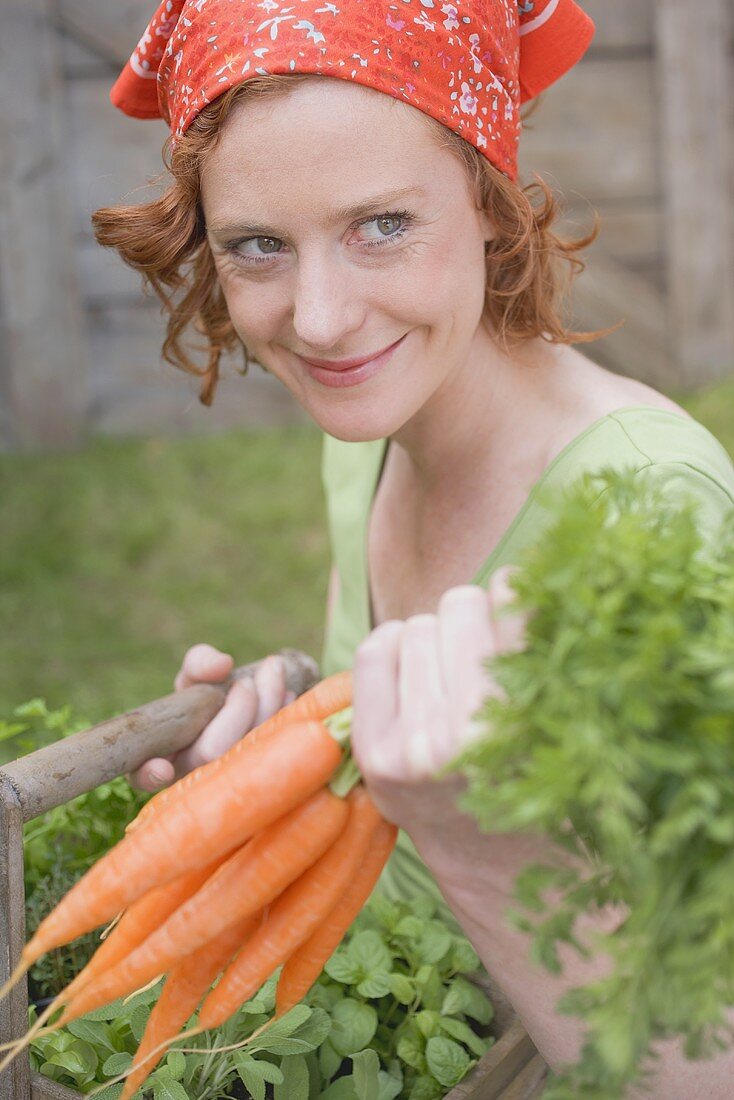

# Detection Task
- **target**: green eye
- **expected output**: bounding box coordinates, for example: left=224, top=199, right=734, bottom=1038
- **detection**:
left=255, top=237, right=281, bottom=254
left=376, top=216, right=402, bottom=236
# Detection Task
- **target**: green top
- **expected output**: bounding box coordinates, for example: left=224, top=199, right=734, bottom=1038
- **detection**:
left=320, top=406, right=734, bottom=927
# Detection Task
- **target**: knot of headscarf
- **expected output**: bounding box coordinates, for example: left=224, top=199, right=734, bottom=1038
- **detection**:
left=111, top=0, right=594, bottom=180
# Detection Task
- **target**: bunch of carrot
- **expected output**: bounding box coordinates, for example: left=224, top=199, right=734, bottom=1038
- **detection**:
left=0, top=670, right=398, bottom=1097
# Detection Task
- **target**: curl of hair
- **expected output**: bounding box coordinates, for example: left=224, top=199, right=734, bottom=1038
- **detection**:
left=92, top=75, right=610, bottom=406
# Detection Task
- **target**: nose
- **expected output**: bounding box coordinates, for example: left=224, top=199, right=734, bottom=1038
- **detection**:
left=291, top=249, right=367, bottom=353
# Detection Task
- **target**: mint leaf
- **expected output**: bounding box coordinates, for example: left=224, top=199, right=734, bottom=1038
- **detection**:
left=368, top=893, right=401, bottom=932
left=425, top=1035, right=472, bottom=1087
left=396, top=1027, right=425, bottom=1071
left=349, top=930, right=394, bottom=975
left=388, top=973, right=415, bottom=1004
left=319, top=1037, right=343, bottom=1081
left=320, top=1078, right=359, bottom=1100
left=441, top=976, right=494, bottom=1024
left=325, top=950, right=360, bottom=985
left=449, top=940, right=481, bottom=974
left=437, top=1015, right=493, bottom=1058
left=414, top=922, right=452, bottom=965
left=407, top=1075, right=443, bottom=1099
left=330, top=999, right=378, bottom=1057
left=356, top=972, right=393, bottom=998
left=377, top=1067, right=404, bottom=1100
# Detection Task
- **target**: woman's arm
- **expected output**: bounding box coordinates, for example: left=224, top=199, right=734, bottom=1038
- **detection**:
left=351, top=573, right=734, bottom=1098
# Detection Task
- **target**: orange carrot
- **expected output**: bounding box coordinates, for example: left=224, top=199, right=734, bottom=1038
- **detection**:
left=276, top=819, right=398, bottom=1016
left=21, top=719, right=342, bottom=970
left=55, top=787, right=349, bottom=1026
left=120, top=912, right=261, bottom=1099
left=197, top=785, right=383, bottom=1031
left=128, top=670, right=352, bottom=835
left=63, top=851, right=233, bottom=1002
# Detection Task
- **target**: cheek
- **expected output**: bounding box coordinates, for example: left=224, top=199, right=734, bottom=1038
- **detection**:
left=397, top=230, right=487, bottom=325
left=217, top=272, right=282, bottom=341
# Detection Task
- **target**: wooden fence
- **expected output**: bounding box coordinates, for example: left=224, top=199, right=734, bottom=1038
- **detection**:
left=1, top=0, right=732, bottom=448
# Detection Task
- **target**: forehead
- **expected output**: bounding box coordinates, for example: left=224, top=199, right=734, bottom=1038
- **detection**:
left=200, top=77, right=460, bottom=211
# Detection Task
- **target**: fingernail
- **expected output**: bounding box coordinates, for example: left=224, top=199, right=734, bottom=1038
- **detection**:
left=149, top=770, right=168, bottom=787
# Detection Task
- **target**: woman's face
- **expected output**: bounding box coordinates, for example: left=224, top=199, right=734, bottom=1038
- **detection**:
left=201, top=78, right=493, bottom=442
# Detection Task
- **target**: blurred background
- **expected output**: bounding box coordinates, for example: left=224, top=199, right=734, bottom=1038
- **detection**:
left=1, top=0, right=733, bottom=737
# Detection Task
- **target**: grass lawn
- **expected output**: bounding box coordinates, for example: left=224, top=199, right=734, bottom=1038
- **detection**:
left=1, top=377, right=733, bottom=738
left=0, top=426, right=329, bottom=728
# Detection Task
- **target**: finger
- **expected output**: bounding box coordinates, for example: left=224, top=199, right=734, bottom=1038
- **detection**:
left=173, top=678, right=258, bottom=774
left=398, top=614, right=446, bottom=721
left=175, top=644, right=234, bottom=691
left=353, top=620, right=404, bottom=773
left=253, top=655, right=287, bottom=725
left=127, top=757, right=176, bottom=793
left=488, top=566, right=527, bottom=655
left=398, top=614, right=448, bottom=777
left=437, top=586, right=496, bottom=753
left=438, top=585, right=495, bottom=711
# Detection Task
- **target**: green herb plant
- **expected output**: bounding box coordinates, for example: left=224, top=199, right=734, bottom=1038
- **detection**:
left=453, top=467, right=734, bottom=1098
left=28, top=893, right=494, bottom=1099
left=9, top=700, right=148, bottom=1003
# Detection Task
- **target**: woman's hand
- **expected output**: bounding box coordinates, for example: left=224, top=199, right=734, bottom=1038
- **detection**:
left=128, top=646, right=295, bottom=792
left=351, top=566, right=525, bottom=844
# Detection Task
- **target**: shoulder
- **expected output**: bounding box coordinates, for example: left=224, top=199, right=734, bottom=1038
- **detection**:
left=569, top=407, right=734, bottom=544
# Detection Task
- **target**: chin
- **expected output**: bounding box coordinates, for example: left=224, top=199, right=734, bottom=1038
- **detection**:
left=309, top=401, right=406, bottom=443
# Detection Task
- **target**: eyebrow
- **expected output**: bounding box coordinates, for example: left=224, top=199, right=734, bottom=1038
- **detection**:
left=207, top=185, right=428, bottom=238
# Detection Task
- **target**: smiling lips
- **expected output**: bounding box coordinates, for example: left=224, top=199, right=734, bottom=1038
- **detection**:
left=298, top=334, right=406, bottom=371
left=295, top=333, right=408, bottom=389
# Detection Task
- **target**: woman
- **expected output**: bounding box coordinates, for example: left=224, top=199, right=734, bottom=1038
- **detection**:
left=99, top=0, right=734, bottom=1090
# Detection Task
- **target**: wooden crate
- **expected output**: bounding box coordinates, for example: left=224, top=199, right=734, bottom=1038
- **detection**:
left=0, top=652, right=546, bottom=1100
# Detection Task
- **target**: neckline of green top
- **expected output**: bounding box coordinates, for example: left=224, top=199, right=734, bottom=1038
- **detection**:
left=364, top=404, right=700, bottom=629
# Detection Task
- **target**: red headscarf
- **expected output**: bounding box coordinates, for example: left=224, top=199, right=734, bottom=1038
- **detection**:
left=111, top=0, right=594, bottom=181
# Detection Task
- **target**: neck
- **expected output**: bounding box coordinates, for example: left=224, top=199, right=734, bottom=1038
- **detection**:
left=390, top=324, right=566, bottom=497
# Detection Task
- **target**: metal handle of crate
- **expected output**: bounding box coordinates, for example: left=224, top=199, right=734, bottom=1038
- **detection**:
left=0, top=649, right=319, bottom=1100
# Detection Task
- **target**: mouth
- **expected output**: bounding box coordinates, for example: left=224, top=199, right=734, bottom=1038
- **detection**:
left=293, top=333, right=409, bottom=390
left=296, top=335, right=407, bottom=372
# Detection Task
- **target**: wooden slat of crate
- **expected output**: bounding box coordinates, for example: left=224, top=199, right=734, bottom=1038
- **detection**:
left=31, top=1074, right=81, bottom=1100
left=519, top=58, right=657, bottom=201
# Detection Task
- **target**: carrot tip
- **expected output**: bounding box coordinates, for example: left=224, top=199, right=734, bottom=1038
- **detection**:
left=0, top=958, right=30, bottom=1005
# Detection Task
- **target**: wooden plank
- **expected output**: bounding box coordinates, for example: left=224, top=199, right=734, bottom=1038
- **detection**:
left=66, top=78, right=167, bottom=240
left=55, top=0, right=153, bottom=68
left=0, top=1, right=89, bottom=449
left=448, top=1019, right=538, bottom=1099
left=519, top=59, right=658, bottom=200
left=655, top=0, right=734, bottom=387
left=31, top=1075, right=80, bottom=1100
left=0, top=777, right=31, bottom=1099
left=571, top=250, right=675, bottom=389
left=580, top=0, right=654, bottom=52
left=499, top=1054, right=548, bottom=1099
left=560, top=198, right=661, bottom=265
left=3, top=652, right=317, bottom=821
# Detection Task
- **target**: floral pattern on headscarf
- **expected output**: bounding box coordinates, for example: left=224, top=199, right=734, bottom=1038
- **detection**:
left=111, top=0, right=594, bottom=181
